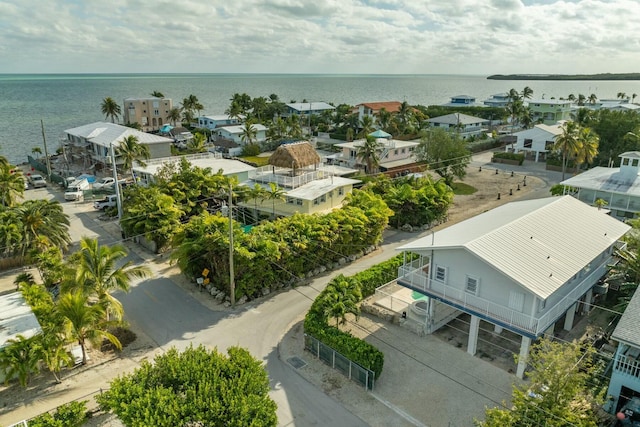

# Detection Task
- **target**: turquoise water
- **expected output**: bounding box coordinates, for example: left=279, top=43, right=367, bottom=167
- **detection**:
left=2, top=73, right=640, bottom=164
left=412, top=291, right=428, bottom=301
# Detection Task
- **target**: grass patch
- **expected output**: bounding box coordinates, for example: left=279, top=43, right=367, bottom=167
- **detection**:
left=451, top=182, right=477, bottom=195
left=239, top=156, right=271, bottom=167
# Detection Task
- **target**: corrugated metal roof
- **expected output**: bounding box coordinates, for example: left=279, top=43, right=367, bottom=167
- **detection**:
left=612, top=288, right=640, bottom=347
left=0, top=293, right=42, bottom=350
left=65, top=122, right=173, bottom=147
left=285, top=177, right=360, bottom=200
left=427, top=113, right=489, bottom=125
left=397, top=196, right=630, bottom=299
left=561, top=167, right=640, bottom=196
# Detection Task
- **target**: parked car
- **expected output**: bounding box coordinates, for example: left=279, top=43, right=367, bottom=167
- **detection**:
left=93, top=177, right=116, bottom=190
left=29, top=174, right=47, bottom=188
left=93, top=194, right=118, bottom=210
left=64, top=178, right=90, bottom=201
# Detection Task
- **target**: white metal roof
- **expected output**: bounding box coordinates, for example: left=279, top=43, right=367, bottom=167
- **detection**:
left=334, top=139, right=419, bottom=150
left=0, top=292, right=42, bottom=350
left=427, top=113, right=489, bottom=125
left=286, top=102, right=335, bottom=112
left=217, top=124, right=268, bottom=135
left=397, top=196, right=630, bottom=299
left=65, top=122, right=173, bottom=147
left=285, top=177, right=360, bottom=200
left=612, top=287, right=640, bottom=347
left=561, top=166, right=640, bottom=196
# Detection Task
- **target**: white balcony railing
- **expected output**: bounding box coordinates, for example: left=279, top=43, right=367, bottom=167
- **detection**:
left=249, top=165, right=330, bottom=188
left=614, top=353, right=640, bottom=379
left=397, top=255, right=614, bottom=336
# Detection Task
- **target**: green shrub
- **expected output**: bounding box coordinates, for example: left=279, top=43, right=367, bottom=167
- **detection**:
left=469, top=138, right=504, bottom=153
left=28, top=400, right=88, bottom=427
left=492, top=152, right=524, bottom=165
left=242, top=143, right=261, bottom=156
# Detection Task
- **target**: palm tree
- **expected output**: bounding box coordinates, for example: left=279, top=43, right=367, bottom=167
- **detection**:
left=116, top=135, right=150, bottom=180
left=248, top=183, right=269, bottom=223
left=35, top=327, right=73, bottom=383
left=567, top=94, right=576, bottom=102
left=356, top=135, right=382, bottom=174
left=57, top=291, right=121, bottom=365
left=241, top=123, right=258, bottom=146
left=31, top=147, right=42, bottom=158
left=520, top=86, right=533, bottom=100
left=570, top=108, right=594, bottom=127
left=505, top=98, right=524, bottom=130
left=266, top=182, right=286, bottom=219
left=575, top=127, right=599, bottom=170
left=322, top=275, right=362, bottom=327
left=251, top=96, right=268, bottom=121
left=167, top=107, right=182, bottom=126
left=377, top=108, right=392, bottom=131
left=18, top=199, right=71, bottom=256
left=187, top=133, right=207, bottom=153
left=66, top=237, right=151, bottom=321
left=396, top=101, right=413, bottom=132
left=618, top=92, right=628, bottom=100
left=150, top=91, right=164, bottom=98
left=0, top=159, right=25, bottom=207
left=633, top=93, right=638, bottom=104
left=101, top=97, right=121, bottom=123
left=359, top=115, right=375, bottom=138
left=0, top=335, right=40, bottom=387
left=553, top=121, right=581, bottom=180
left=588, top=94, right=598, bottom=105
left=577, top=94, right=586, bottom=106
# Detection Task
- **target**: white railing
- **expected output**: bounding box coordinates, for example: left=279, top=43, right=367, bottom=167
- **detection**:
left=138, top=152, right=222, bottom=167
left=397, top=255, right=614, bottom=336
left=615, top=353, right=640, bottom=379
left=249, top=165, right=330, bottom=188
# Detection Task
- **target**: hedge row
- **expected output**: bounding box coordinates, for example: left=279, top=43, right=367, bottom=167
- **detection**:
left=492, top=151, right=525, bottom=164
left=304, top=254, right=410, bottom=380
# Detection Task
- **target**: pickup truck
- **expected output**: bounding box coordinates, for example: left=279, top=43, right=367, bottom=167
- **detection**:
left=64, top=178, right=90, bottom=201
left=93, top=194, right=118, bottom=210
left=29, top=174, right=47, bottom=188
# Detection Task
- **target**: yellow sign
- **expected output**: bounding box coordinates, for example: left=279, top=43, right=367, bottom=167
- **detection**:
left=202, top=268, right=210, bottom=277
left=203, top=278, right=210, bottom=285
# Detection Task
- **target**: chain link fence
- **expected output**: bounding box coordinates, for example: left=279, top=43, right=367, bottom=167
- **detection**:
left=304, top=333, right=376, bottom=390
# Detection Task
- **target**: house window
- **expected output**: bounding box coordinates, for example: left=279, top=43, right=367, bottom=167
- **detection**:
left=623, top=158, right=630, bottom=166
left=508, top=291, right=525, bottom=312
left=539, top=299, right=546, bottom=312
left=296, top=199, right=302, bottom=206
left=286, top=197, right=295, bottom=204
left=435, top=265, right=447, bottom=282
left=154, top=109, right=159, bottom=116
left=338, top=187, right=344, bottom=196
left=350, top=150, right=356, bottom=159
left=401, top=148, right=406, bottom=154
left=465, top=276, right=479, bottom=295
left=524, top=139, right=533, bottom=148
left=633, top=159, right=639, bottom=167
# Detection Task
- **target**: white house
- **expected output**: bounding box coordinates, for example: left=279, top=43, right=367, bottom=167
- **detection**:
left=561, top=151, right=640, bottom=220
left=64, top=122, right=173, bottom=168
left=396, top=196, right=630, bottom=378
left=426, top=113, right=489, bottom=138
left=355, top=101, right=402, bottom=125
left=132, top=152, right=255, bottom=186
left=510, top=123, right=563, bottom=162
left=285, top=102, right=335, bottom=117
left=215, top=124, right=268, bottom=145
left=606, top=287, right=640, bottom=415
left=440, top=95, right=483, bottom=107
left=483, top=93, right=511, bottom=108
left=197, top=114, right=244, bottom=130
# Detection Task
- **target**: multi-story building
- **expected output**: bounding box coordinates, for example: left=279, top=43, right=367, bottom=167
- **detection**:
left=527, top=98, right=572, bottom=125
left=123, top=97, right=173, bottom=132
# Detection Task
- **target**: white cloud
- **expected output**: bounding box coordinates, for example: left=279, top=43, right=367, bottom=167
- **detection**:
left=0, top=0, right=638, bottom=74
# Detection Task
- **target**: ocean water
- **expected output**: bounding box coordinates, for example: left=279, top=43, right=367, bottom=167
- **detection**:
left=1, top=73, right=639, bottom=164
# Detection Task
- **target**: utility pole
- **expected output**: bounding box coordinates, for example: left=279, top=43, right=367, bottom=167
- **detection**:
left=228, top=183, right=235, bottom=306
left=110, top=143, right=123, bottom=220
left=40, top=120, right=52, bottom=181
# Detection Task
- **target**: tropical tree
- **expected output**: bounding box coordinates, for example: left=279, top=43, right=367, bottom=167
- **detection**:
left=96, top=345, right=277, bottom=426
left=18, top=199, right=71, bottom=256
left=121, top=185, right=184, bottom=251
left=520, top=86, right=533, bottom=100
left=101, top=97, right=121, bottom=123
left=186, top=132, right=207, bottom=153
left=31, top=147, right=42, bottom=158
left=356, top=135, right=382, bottom=174
left=0, top=158, right=25, bottom=207
left=359, top=115, right=375, bottom=138
left=35, top=327, right=73, bottom=384
left=553, top=121, right=581, bottom=180
left=577, top=93, right=586, bottom=106
left=321, top=275, right=362, bottom=327
left=588, top=93, right=598, bottom=105
left=416, top=127, right=471, bottom=186
left=115, top=134, right=150, bottom=179
left=575, top=127, right=599, bottom=170
left=57, top=291, right=121, bottom=365
left=248, top=183, right=269, bottom=222
left=567, top=94, right=576, bottom=102
left=167, top=107, right=182, bottom=126
left=266, top=182, right=286, bottom=219
left=150, top=91, right=164, bottom=98
left=241, top=122, right=258, bottom=145
left=0, top=335, right=41, bottom=386
left=64, top=237, right=151, bottom=321
left=618, top=92, right=628, bottom=100
left=181, top=94, right=203, bottom=119
left=477, top=338, right=602, bottom=427
left=251, top=96, right=268, bottom=121
left=633, top=93, right=638, bottom=104
left=377, top=108, right=392, bottom=131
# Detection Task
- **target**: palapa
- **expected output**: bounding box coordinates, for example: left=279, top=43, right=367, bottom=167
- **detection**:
left=269, top=141, right=321, bottom=170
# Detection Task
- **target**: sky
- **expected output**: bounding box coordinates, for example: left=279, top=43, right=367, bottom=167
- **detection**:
left=0, top=0, right=639, bottom=75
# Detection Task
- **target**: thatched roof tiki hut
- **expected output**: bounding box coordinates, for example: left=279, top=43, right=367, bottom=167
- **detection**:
left=269, top=141, right=321, bottom=176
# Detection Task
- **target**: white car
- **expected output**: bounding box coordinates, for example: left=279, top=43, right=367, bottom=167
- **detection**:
left=94, top=194, right=118, bottom=210
left=29, top=174, right=47, bottom=188
left=93, top=177, right=116, bottom=190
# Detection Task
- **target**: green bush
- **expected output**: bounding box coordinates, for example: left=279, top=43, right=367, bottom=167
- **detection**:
left=28, top=401, right=88, bottom=427
left=352, top=255, right=407, bottom=298
left=242, top=143, right=261, bottom=156
left=469, top=138, right=504, bottom=153
left=492, top=152, right=524, bottom=165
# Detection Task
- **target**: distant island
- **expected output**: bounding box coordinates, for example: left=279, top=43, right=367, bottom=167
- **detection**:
left=487, top=73, right=640, bottom=81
